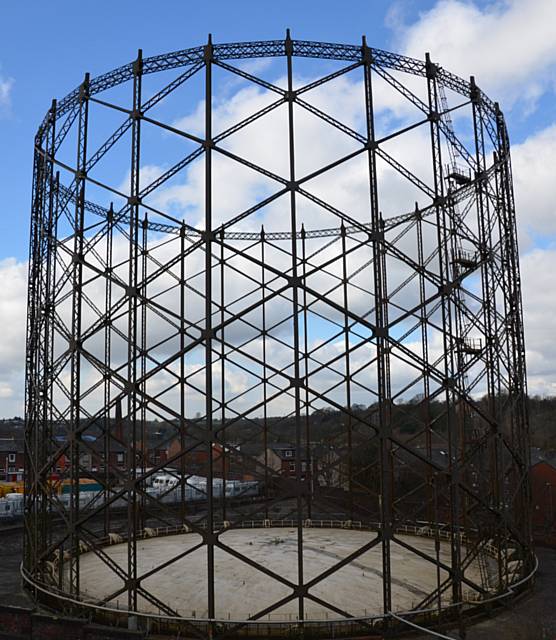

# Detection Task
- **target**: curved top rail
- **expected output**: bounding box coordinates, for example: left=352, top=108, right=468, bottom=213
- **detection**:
left=36, top=37, right=502, bottom=140
left=36, top=37, right=507, bottom=240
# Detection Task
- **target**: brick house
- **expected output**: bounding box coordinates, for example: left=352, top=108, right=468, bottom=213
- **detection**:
left=0, top=438, right=24, bottom=482
left=258, top=443, right=307, bottom=480
left=87, top=438, right=168, bottom=474
left=166, top=439, right=228, bottom=477
left=258, top=443, right=343, bottom=487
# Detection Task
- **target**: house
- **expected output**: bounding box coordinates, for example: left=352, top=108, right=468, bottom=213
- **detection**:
left=0, top=438, right=24, bottom=482
left=259, top=443, right=308, bottom=480
left=257, top=443, right=343, bottom=488
left=223, top=442, right=264, bottom=481
left=135, top=440, right=168, bottom=467
left=52, top=434, right=96, bottom=474
left=88, top=437, right=128, bottom=473
left=85, top=436, right=169, bottom=475
left=312, top=444, right=345, bottom=489
left=166, top=439, right=229, bottom=477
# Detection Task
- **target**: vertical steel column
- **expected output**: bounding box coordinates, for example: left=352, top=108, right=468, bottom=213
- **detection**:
left=203, top=34, right=216, bottom=622
left=42, top=115, right=59, bottom=564
left=415, top=194, right=442, bottom=614
left=51, top=173, right=61, bottom=585
left=26, top=107, right=55, bottom=580
left=426, top=53, right=462, bottom=612
left=433, top=474, right=442, bottom=614
left=24, top=140, right=43, bottom=577
left=180, top=223, right=187, bottom=524
left=127, top=49, right=143, bottom=612
left=69, top=72, right=90, bottom=598
left=26, top=116, right=52, bottom=579
left=140, top=213, right=148, bottom=530
left=470, top=76, right=502, bottom=561
left=285, top=29, right=305, bottom=622
left=492, top=148, right=509, bottom=587
left=261, top=226, right=269, bottom=519
left=46, top=129, right=57, bottom=521
left=495, top=106, right=531, bottom=554
left=471, top=80, right=498, bottom=415
left=220, top=228, right=227, bottom=521
left=103, top=203, right=114, bottom=537
left=379, top=211, right=393, bottom=616
left=362, top=37, right=393, bottom=617
left=340, top=223, right=354, bottom=520
left=415, top=204, right=433, bottom=526
left=301, top=224, right=312, bottom=517
left=38, top=101, right=55, bottom=581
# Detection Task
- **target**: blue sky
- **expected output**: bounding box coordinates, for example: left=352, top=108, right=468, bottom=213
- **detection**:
left=1, top=0, right=555, bottom=416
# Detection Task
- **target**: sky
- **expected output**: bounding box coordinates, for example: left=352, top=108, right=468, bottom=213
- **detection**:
left=0, top=0, right=555, bottom=418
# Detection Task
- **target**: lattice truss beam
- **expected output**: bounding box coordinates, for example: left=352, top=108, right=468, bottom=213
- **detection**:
left=24, top=35, right=531, bottom=631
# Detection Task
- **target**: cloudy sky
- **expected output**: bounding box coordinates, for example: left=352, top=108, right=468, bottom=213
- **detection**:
left=0, top=0, right=555, bottom=418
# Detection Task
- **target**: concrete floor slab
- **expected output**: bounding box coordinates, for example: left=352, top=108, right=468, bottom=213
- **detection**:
left=76, top=528, right=489, bottom=620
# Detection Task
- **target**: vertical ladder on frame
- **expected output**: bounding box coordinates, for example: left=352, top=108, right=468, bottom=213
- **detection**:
left=439, top=83, right=480, bottom=393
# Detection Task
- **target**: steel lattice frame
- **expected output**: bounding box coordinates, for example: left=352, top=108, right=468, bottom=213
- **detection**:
left=24, top=35, right=533, bottom=638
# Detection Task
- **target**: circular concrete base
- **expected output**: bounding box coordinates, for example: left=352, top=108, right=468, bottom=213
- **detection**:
left=76, top=527, right=490, bottom=620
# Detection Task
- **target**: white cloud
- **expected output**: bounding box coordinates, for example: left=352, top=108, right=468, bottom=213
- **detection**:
left=512, top=123, right=556, bottom=247
left=521, top=247, right=556, bottom=396
left=391, top=0, right=556, bottom=110
left=0, top=258, right=27, bottom=416
left=0, top=71, right=13, bottom=111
